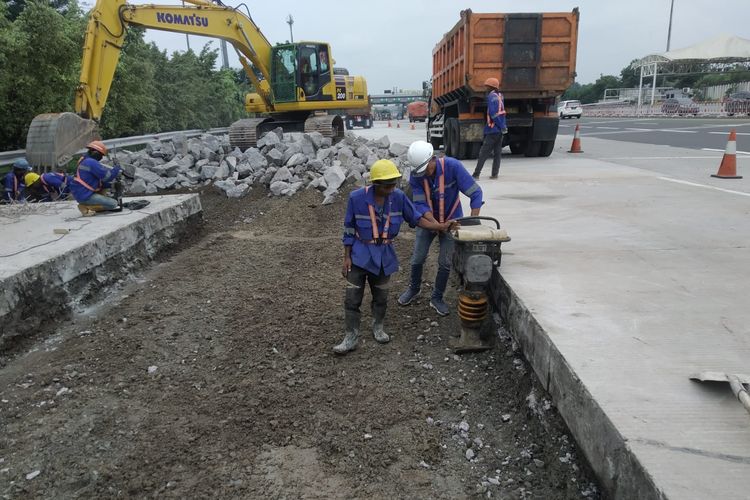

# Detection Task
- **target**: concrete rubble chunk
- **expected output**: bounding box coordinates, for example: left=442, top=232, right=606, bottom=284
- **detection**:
left=316, top=148, right=332, bottom=162
left=265, top=148, right=283, bottom=166
left=323, top=165, right=346, bottom=192
left=134, top=167, right=161, bottom=184
left=389, top=143, right=409, bottom=156
left=200, top=165, right=218, bottom=180
left=322, top=191, right=338, bottom=205
left=355, top=145, right=371, bottom=159
left=128, top=178, right=147, bottom=194
left=213, top=163, right=231, bottom=180
left=286, top=152, right=307, bottom=168
left=225, top=156, right=238, bottom=170
left=163, top=177, right=178, bottom=190
left=172, top=133, right=188, bottom=155
left=187, top=138, right=202, bottom=158
left=200, top=134, right=221, bottom=152
left=375, top=135, right=390, bottom=149
left=120, top=163, right=137, bottom=179
left=145, top=183, right=158, bottom=194
left=304, top=132, right=323, bottom=149
left=270, top=180, right=290, bottom=196
left=282, top=142, right=302, bottom=165
left=258, top=131, right=281, bottom=149
left=214, top=179, right=236, bottom=192
left=271, top=166, right=293, bottom=184
left=321, top=137, right=332, bottom=148
left=236, top=162, right=253, bottom=179
left=337, top=147, right=354, bottom=167
left=365, top=154, right=379, bottom=169
left=226, top=184, right=250, bottom=198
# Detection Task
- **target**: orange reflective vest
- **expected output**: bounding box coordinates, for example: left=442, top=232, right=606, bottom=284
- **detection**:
left=486, top=91, right=506, bottom=128
left=357, top=186, right=392, bottom=245
left=74, top=157, right=101, bottom=193
left=422, top=157, right=461, bottom=223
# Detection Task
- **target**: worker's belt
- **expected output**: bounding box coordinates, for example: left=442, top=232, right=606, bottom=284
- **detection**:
left=357, top=237, right=393, bottom=245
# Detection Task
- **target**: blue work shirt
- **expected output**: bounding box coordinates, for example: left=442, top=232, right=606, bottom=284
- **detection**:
left=484, top=90, right=507, bottom=135
left=70, top=155, right=121, bottom=202
left=2, top=172, right=24, bottom=202
left=410, top=156, right=482, bottom=221
left=343, top=187, right=426, bottom=276
left=42, top=173, right=72, bottom=199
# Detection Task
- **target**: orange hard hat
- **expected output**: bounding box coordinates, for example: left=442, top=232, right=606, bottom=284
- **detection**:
left=484, top=77, right=500, bottom=89
left=86, top=140, right=108, bottom=155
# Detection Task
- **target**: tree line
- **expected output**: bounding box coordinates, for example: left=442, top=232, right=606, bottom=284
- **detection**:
left=563, top=59, right=750, bottom=104
left=0, top=0, right=251, bottom=151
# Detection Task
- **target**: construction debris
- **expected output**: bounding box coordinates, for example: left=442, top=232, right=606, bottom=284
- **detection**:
left=112, top=129, right=411, bottom=203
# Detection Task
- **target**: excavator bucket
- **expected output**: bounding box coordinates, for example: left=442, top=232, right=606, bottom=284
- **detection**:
left=26, top=112, right=99, bottom=168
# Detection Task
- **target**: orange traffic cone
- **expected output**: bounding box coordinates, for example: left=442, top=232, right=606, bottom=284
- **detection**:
left=568, top=124, right=583, bottom=153
left=387, top=120, right=391, bottom=128
left=410, top=122, right=415, bottom=130
left=711, top=129, right=742, bottom=179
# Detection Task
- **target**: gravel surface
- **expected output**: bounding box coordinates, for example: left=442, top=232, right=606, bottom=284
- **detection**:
left=0, top=186, right=602, bottom=499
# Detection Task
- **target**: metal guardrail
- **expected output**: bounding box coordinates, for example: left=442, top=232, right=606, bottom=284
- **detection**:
left=0, top=127, right=229, bottom=167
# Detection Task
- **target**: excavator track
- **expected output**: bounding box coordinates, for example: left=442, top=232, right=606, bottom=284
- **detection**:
left=304, top=114, right=345, bottom=143
left=228, top=117, right=273, bottom=150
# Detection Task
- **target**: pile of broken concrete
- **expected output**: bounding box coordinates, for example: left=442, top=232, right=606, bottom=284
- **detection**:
left=114, top=128, right=410, bottom=204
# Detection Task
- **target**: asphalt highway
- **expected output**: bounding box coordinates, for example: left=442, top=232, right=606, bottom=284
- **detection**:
left=558, top=117, right=750, bottom=154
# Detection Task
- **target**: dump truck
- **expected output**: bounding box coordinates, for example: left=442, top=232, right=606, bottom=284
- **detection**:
left=427, top=9, right=579, bottom=159
left=25, top=0, right=371, bottom=168
left=407, top=101, right=429, bottom=122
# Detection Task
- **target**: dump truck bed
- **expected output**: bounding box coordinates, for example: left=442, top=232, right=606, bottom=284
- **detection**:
left=432, top=9, right=579, bottom=102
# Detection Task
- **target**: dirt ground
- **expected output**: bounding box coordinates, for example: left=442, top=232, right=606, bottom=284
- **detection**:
left=0, top=185, right=602, bottom=499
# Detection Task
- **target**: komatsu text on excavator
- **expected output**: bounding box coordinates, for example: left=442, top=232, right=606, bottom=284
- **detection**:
left=26, top=0, right=370, bottom=168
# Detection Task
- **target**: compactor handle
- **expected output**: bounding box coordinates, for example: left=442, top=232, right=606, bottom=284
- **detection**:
left=454, top=216, right=501, bottom=229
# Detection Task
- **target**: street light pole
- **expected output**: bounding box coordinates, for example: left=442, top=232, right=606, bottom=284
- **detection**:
left=666, top=0, right=675, bottom=51
left=286, top=14, right=294, bottom=43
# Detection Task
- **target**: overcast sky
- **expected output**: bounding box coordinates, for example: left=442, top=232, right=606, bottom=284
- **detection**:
left=123, top=0, right=750, bottom=93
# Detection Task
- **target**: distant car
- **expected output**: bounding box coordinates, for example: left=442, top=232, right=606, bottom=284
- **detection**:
left=725, top=91, right=750, bottom=116
left=558, top=100, right=582, bottom=119
left=661, top=98, right=699, bottom=116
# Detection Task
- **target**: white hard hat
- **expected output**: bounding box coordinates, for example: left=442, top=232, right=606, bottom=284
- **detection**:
left=407, top=140, right=434, bottom=176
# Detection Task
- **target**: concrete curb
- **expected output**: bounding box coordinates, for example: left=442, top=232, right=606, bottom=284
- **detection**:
left=0, top=195, right=203, bottom=346
left=489, top=267, right=666, bottom=499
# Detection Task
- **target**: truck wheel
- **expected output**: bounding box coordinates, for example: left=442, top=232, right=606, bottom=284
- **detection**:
left=538, top=140, right=555, bottom=157
left=524, top=140, right=542, bottom=157
left=469, top=142, right=481, bottom=159
left=443, top=119, right=454, bottom=157
left=446, top=118, right=463, bottom=159
left=509, top=142, right=525, bottom=155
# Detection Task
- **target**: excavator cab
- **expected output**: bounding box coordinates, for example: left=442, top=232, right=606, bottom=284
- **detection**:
left=270, top=43, right=332, bottom=102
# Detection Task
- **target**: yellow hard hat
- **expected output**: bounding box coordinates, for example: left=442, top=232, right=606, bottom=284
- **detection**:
left=24, top=172, right=40, bottom=186
left=370, top=159, right=401, bottom=184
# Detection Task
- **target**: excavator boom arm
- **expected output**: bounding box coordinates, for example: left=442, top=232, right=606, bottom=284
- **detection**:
left=76, top=0, right=275, bottom=120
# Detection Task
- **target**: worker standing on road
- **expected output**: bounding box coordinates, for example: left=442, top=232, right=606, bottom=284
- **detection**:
left=398, top=140, right=483, bottom=316
left=2, top=159, right=32, bottom=203
left=334, top=159, right=457, bottom=355
left=70, top=141, right=122, bottom=216
left=24, top=171, right=72, bottom=202
left=472, top=77, right=506, bottom=179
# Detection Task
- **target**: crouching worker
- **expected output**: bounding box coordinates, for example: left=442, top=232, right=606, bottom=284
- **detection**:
left=2, top=159, right=31, bottom=203
left=333, top=159, right=458, bottom=355
left=70, top=141, right=121, bottom=216
left=24, top=172, right=72, bottom=202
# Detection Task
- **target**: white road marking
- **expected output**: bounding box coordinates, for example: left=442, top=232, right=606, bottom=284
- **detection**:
left=595, top=126, right=620, bottom=130
left=601, top=156, right=722, bottom=160
left=625, top=128, right=653, bottom=131
left=708, top=131, right=750, bottom=136
left=702, top=148, right=750, bottom=155
left=658, top=129, right=697, bottom=133
left=658, top=177, right=750, bottom=198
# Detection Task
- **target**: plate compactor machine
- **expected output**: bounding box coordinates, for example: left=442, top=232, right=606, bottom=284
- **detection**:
left=449, top=217, right=511, bottom=354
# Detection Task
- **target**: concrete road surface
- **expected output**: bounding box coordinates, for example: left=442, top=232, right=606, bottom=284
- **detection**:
left=354, top=121, right=750, bottom=498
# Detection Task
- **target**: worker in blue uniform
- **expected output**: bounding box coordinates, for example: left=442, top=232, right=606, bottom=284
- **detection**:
left=398, top=140, right=483, bottom=316
left=24, top=172, right=72, bottom=202
left=334, top=159, right=458, bottom=355
left=2, top=159, right=32, bottom=203
left=70, top=141, right=122, bottom=216
left=473, top=77, right=507, bottom=179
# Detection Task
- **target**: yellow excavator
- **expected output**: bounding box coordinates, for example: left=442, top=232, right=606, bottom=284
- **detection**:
left=25, top=0, right=370, bottom=168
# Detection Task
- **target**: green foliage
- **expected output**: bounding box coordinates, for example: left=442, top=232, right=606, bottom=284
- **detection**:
left=0, top=2, right=250, bottom=150
left=562, top=74, right=621, bottom=104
